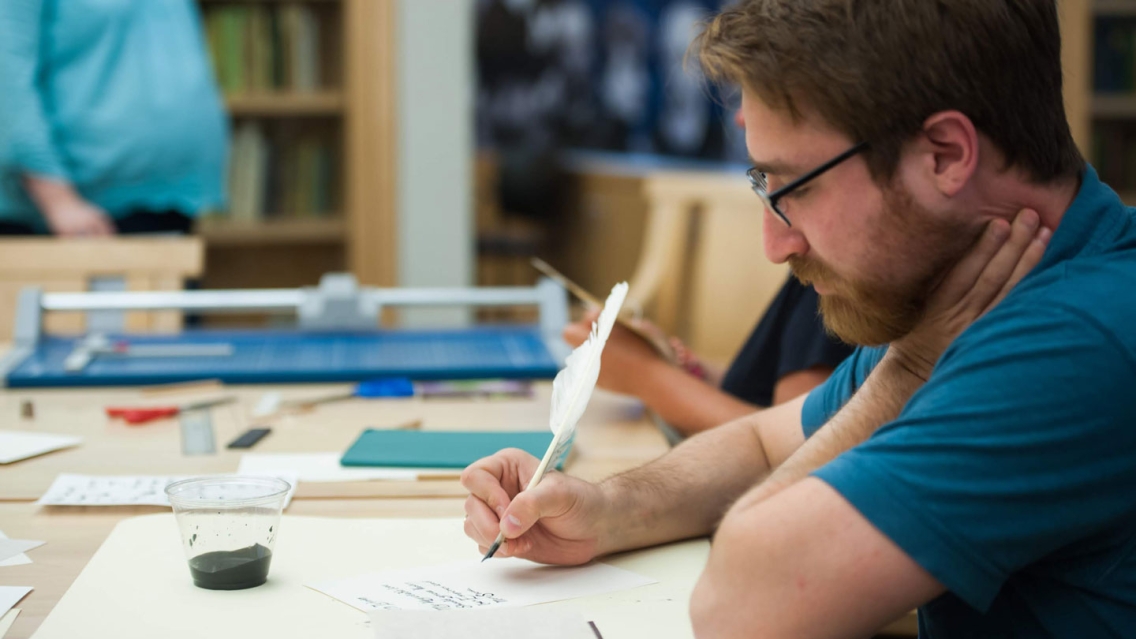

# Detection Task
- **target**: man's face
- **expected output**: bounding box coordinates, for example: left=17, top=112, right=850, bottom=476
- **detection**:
left=741, top=90, right=979, bottom=345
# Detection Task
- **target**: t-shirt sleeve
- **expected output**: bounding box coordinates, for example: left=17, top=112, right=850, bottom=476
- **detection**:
left=775, top=285, right=856, bottom=379
left=0, top=0, right=71, bottom=188
left=813, top=303, right=1136, bottom=611
left=800, top=345, right=888, bottom=438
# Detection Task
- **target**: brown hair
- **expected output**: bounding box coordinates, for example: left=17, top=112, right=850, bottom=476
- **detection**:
left=695, top=0, right=1084, bottom=184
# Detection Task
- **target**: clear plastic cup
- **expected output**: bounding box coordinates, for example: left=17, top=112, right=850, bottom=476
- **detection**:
left=165, top=476, right=290, bottom=590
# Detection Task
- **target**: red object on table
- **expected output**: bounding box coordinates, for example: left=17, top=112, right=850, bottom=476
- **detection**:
left=104, top=396, right=236, bottom=425
left=105, top=406, right=181, bottom=425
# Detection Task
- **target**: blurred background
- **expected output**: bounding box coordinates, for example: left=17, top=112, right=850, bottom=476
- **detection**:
left=0, top=0, right=1119, bottom=363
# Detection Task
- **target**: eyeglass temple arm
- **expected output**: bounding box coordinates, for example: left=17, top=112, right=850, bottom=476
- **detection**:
left=769, top=141, right=870, bottom=200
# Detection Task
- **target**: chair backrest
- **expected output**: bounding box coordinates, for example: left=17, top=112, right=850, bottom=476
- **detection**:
left=631, top=171, right=789, bottom=364
left=0, top=237, right=204, bottom=339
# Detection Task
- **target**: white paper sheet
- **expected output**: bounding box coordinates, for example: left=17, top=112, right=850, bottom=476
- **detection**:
left=0, top=608, right=19, bottom=638
left=238, top=453, right=448, bottom=483
left=0, top=539, right=43, bottom=564
left=0, top=587, right=31, bottom=621
left=0, top=532, right=32, bottom=567
left=36, top=473, right=298, bottom=508
left=0, top=431, right=82, bottom=464
left=369, top=607, right=596, bottom=639
left=308, top=557, right=656, bottom=613
left=29, top=515, right=706, bottom=639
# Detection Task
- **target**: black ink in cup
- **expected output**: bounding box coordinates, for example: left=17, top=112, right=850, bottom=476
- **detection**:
left=189, top=544, right=273, bottom=590
left=165, top=477, right=289, bottom=591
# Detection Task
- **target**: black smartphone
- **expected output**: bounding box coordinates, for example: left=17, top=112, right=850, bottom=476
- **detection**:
left=226, top=427, right=271, bottom=449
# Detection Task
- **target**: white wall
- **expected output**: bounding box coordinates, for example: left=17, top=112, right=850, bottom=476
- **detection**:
left=396, top=0, right=474, bottom=326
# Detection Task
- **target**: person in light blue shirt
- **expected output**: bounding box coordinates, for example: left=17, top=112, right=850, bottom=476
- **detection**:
left=0, top=0, right=227, bottom=236
left=458, top=1, right=1136, bottom=638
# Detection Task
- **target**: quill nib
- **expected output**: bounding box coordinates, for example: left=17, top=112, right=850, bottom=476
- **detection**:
left=482, top=535, right=504, bottom=562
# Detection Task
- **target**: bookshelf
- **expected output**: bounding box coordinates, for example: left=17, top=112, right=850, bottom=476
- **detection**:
left=1081, top=0, right=1136, bottom=205
left=195, top=0, right=396, bottom=300
left=197, top=216, right=346, bottom=246
left=226, top=92, right=344, bottom=116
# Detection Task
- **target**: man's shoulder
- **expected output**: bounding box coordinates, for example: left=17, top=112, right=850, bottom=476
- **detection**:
left=998, top=246, right=1136, bottom=344
left=946, top=250, right=1136, bottom=376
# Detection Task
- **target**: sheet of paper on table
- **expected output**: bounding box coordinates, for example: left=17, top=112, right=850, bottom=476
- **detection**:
left=36, top=473, right=298, bottom=508
left=29, top=516, right=708, bottom=639
left=237, top=453, right=459, bottom=483
left=0, top=431, right=82, bottom=464
left=0, top=531, right=35, bottom=567
left=0, top=538, right=44, bottom=565
left=0, top=587, right=31, bottom=621
left=369, top=607, right=596, bottom=639
left=308, top=557, right=656, bottom=612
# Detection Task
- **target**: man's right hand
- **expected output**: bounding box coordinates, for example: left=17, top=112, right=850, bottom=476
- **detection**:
left=461, top=448, right=611, bottom=565
left=24, top=175, right=115, bottom=237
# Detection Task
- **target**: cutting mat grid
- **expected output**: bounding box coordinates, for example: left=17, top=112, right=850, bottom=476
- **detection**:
left=6, top=327, right=561, bottom=387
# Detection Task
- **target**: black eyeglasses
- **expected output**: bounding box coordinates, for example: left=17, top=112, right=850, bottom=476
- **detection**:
left=746, top=141, right=869, bottom=227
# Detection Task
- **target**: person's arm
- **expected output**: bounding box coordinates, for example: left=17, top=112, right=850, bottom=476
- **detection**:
left=462, top=393, right=807, bottom=563
left=23, top=176, right=114, bottom=235
left=692, top=477, right=944, bottom=639
left=0, top=0, right=114, bottom=235
left=771, top=365, right=834, bottom=406
left=563, top=318, right=759, bottom=433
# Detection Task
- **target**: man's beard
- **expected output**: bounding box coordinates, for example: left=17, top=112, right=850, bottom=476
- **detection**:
left=789, top=185, right=976, bottom=346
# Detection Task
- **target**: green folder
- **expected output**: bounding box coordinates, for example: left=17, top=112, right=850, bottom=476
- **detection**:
left=340, top=429, right=556, bottom=469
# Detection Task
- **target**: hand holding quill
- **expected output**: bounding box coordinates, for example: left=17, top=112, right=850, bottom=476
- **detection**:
left=482, top=281, right=629, bottom=561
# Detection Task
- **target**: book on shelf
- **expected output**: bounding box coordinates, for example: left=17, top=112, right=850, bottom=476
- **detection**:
left=226, top=121, right=337, bottom=222
left=1094, top=17, right=1136, bottom=94
left=203, top=3, right=322, bottom=95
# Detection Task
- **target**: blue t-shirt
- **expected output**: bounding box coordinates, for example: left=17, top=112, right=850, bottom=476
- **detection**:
left=801, top=165, right=1136, bottom=639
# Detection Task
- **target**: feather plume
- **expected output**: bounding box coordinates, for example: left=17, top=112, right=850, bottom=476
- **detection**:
left=482, top=281, right=628, bottom=560
left=540, top=280, right=628, bottom=475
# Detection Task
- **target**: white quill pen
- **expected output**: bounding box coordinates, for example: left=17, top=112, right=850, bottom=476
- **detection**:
left=482, top=281, right=629, bottom=561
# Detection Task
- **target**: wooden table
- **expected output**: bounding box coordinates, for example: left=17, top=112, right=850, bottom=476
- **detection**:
left=0, top=372, right=671, bottom=639
left=0, top=367, right=916, bottom=638
left=0, top=382, right=663, bottom=501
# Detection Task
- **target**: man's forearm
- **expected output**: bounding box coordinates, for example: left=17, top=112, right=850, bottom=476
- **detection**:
left=593, top=400, right=797, bottom=555
left=734, top=353, right=922, bottom=510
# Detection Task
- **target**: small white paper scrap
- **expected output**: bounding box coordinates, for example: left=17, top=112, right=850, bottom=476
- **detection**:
left=0, top=532, right=32, bottom=567
left=36, top=473, right=298, bottom=508
left=238, top=453, right=425, bottom=483
left=0, top=539, right=43, bottom=565
left=308, top=557, right=656, bottom=613
left=0, top=587, right=31, bottom=620
left=0, top=431, right=82, bottom=464
left=370, top=607, right=595, bottom=639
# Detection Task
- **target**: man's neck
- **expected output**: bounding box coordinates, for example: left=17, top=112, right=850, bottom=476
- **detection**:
left=973, top=167, right=1082, bottom=232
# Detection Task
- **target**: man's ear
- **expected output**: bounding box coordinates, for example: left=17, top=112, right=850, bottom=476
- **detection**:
left=916, top=110, right=979, bottom=197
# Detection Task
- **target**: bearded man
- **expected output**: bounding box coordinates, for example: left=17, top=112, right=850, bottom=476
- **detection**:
left=462, top=1, right=1136, bottom=637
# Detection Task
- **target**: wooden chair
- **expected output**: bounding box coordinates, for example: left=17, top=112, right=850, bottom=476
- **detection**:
left=0, top=237, right=204, bottom=339
left=629, top=171, right=789, bottom=364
